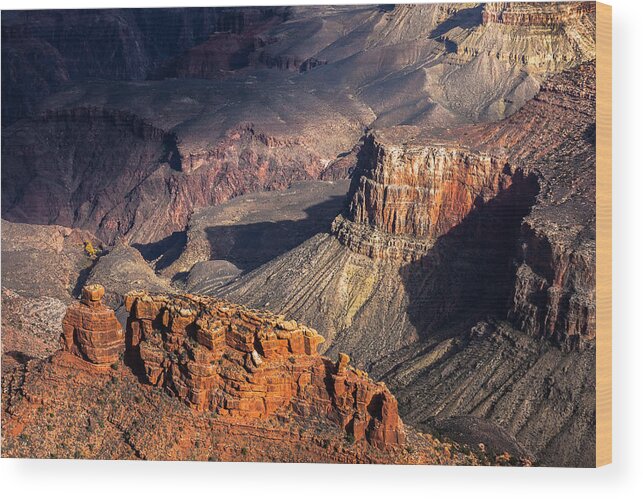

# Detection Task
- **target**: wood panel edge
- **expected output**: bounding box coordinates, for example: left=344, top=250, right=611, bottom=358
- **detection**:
left=595, top=0, right=612, bottom=468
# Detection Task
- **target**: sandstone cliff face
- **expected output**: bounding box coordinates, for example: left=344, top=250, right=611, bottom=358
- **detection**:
left=331, top=62, right=596, bottom=351
left=124, top=292, right=404, bottom=450
left=482, top=2, right=594, bottom=26
left=442, top=2, right=595, bottom=73
left=335, top=132, right=515, bottom=261
left=1, top=350, right=487, bottom=464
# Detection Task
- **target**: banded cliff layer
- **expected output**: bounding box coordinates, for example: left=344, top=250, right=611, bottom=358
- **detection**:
left=2, top=107, right=348, bottom=245
left=3, top=287, right=515, bottom=465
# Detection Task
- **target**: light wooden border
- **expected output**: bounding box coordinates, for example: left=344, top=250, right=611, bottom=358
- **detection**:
left=596, top=1, right=612, bottom=467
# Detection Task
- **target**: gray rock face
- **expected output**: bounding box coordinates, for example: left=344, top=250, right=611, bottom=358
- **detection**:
left=1, top=220, right=100, bottom=302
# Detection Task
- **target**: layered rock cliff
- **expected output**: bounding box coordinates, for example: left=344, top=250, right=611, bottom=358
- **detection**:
left=467, top=62, right=597, bottom=350
left=61, top=285, right=124, bottom=365
left=482, top=2, right=594, bottom=26
left=332, top=131, right=519, bottom=261
left=441, top=2, right=595, bottom=72
left=2, top=108, right=353, bottom=245
left=1, top=4, right=598, bottom=467
left=2, top=3, right=597, bottom=248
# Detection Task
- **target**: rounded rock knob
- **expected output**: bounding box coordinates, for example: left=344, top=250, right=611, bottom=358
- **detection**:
left=81, top=284, right=105, bottom=304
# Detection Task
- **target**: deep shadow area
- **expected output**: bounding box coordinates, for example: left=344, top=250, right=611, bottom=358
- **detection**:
left=4, top=350, right=35, bottom=365
left=399, top=171, right=540, bottom=340
left=205, top=195, right=346, bottom=272
left=133, top=230, right=187, bottom=270
left=429, top=4, right=484, bottom=39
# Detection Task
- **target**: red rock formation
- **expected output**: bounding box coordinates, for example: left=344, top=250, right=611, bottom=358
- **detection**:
left=348, top=136, right=512, bottom=239
left=60, top=284, right=124, bottom=365
left=334, top=132, right=514, bottom=261
left=124, top=291, right=405, bottom=449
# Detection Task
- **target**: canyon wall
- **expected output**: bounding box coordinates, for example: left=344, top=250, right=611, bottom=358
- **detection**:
left=508, top=219, right=596, bottom=351
left=473, top=63, right=597, bottom=350
left=2, top=109, right=339, bottom=245
left=482, top=2, right=595, bottom=26
left=329, top=61, right=596, bottom=351
left=1, top=7, right=291, bottom=123
left=442, top=1, right=595, bottom=72
left=347, top=137, right=512, bottom=240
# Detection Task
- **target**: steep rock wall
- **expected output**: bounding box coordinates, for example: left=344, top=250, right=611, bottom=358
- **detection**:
left=2, top=110, right=333, bottom=245
left=339, top=132, right=514, bottom=254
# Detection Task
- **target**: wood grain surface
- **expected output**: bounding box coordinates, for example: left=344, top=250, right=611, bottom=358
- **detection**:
left=596, top=1, right=612, bottom=468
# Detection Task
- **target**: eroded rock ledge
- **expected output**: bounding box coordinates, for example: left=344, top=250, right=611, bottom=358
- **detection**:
left=481, top=2, right=595, bottom=27
left=122, top=291, right=405, bottom=450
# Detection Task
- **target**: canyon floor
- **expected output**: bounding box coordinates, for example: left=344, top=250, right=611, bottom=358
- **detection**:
left=2, top=3, right=596, bottom=466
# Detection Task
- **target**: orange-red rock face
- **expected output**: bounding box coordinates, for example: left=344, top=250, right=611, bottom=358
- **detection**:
left=60, top=285, right=124, bottom=365
left=335, top=133, right=514, bottom=261
left=124, top=292, right=405, bottom=450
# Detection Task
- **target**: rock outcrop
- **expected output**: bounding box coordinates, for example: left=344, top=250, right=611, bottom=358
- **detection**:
left=333, top=131, right=516, bottom=261
left=442, top=2, right=595, bottom=72
left=211, top=62, right=598, bottom=466
left=3, top=286, right=508, bottom=464
left=482, top=2, right=594, bottom=27
left=125, top=292, right=404, bottom=449
left=60, top=285, right=124, bottom=365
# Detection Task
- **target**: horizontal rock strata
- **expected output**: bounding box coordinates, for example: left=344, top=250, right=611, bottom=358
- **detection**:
left=60, top=285, right=124, bottom=365
left=333, top=132, right=516, bottom=262
left=346, top=136, right=513, bottom=240
left=482, top=2, right=595, bottom=26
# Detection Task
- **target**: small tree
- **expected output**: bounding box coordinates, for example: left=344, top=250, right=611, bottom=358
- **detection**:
left=84, top=241, right=97, bottom=258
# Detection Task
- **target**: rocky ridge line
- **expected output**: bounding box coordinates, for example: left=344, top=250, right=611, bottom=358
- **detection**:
left=124, top=291, right=405, bottom=450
